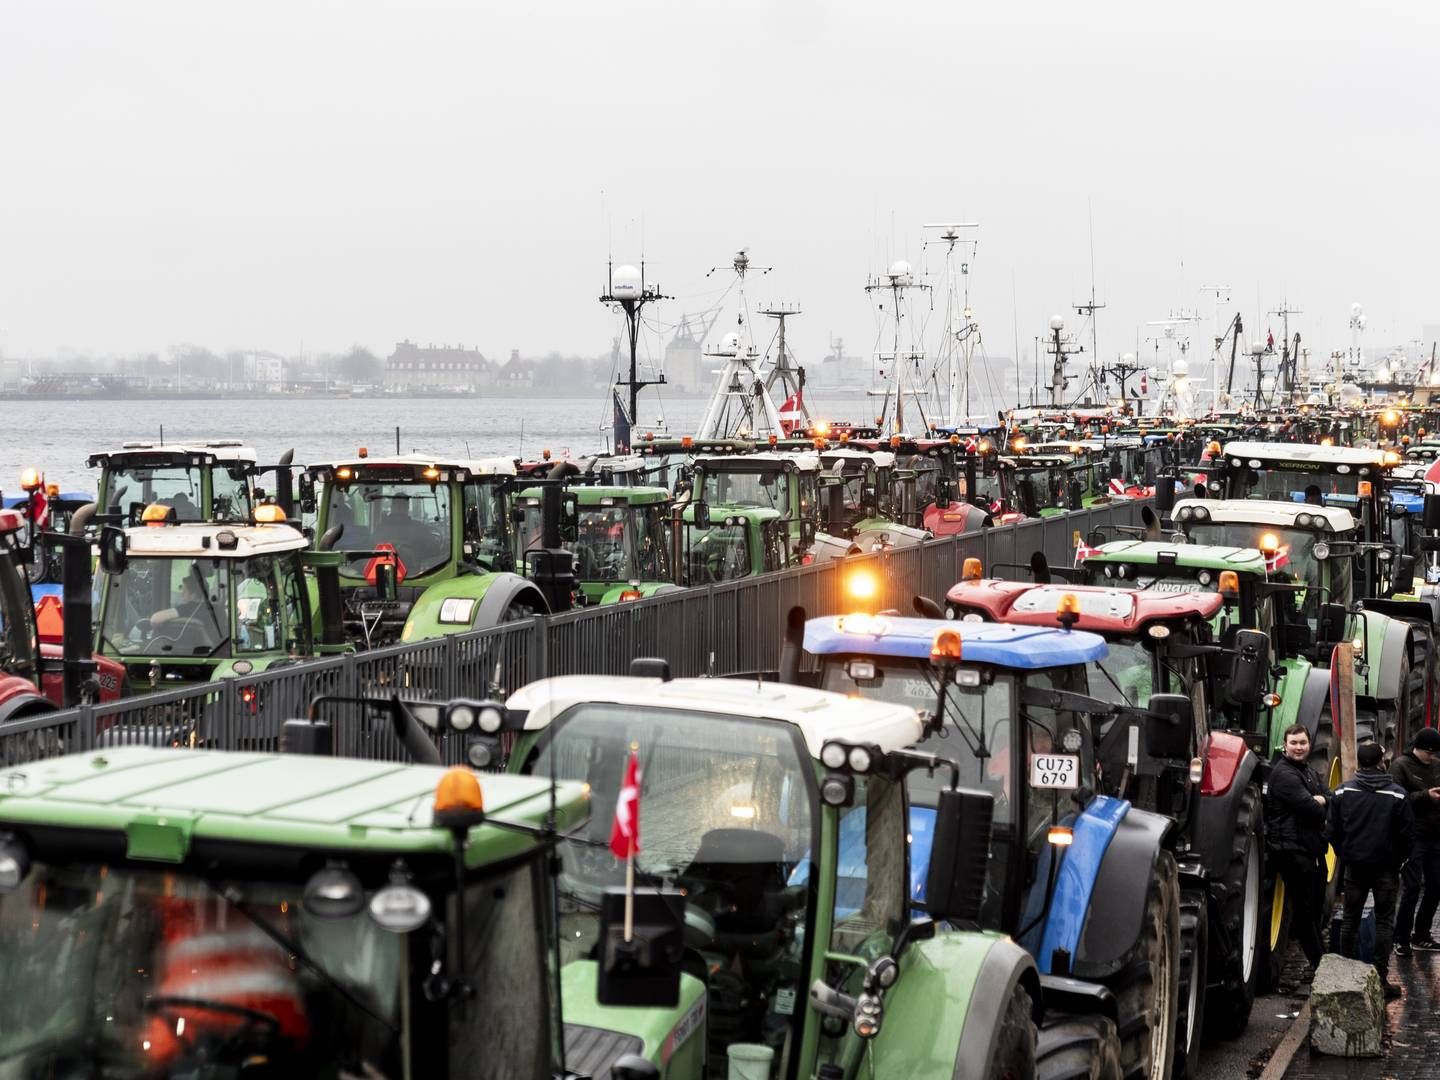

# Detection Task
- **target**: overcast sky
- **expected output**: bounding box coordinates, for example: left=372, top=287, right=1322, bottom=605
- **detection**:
left=2, top=0, right=1436, bottom=379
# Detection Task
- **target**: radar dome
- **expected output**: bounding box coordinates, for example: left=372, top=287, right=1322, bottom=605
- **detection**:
left=720, top=331, right=742, bottom=353
left=1172, top=357, right=1190, bottom=376
left=887, top=260, right=914, bottom=285
left=611, top=264, right=644, bottom=300
left=1049, top=315, right=1065, bottom=331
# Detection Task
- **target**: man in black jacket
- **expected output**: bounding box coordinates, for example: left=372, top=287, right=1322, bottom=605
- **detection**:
left=1392, top=727, right=1440, bottom=954
left=1329, top=741, right=1413, bottom=996
left=1267, top=723, right=1332, bottom=973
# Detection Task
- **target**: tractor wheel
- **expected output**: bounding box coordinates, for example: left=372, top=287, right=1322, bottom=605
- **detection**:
left=1108, top=850, right=1181, bottom=1080
left=1379, top=645, right=1416, bottom=751
left=1171, top=887, right=1209, bottom=1079
left=1035, top=1015, right=1123, bottom=1080
left=988, top=983, right=1038, bottom=1080
left=1206, top=784, right=1263, bottom=1039
left=1260, top=870, right=1291, bottom=995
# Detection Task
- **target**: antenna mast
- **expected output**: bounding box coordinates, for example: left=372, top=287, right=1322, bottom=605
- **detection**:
left=923, top=221, right=979, bottom=426
left=601, top=260, right=669, bottom=452
left=760, top=303, right=808, bottom=431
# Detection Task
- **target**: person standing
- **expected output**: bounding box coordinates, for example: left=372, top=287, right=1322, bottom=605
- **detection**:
left=1329, top=742, right=1412, bottom=997
left=1391, top=727, right=1440, bottom=954
left=1267, top=724, right=1332, bottom=975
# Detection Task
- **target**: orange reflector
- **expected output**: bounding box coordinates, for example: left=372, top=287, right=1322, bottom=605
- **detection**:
left=618, top=589, right=643, bottom=602
left=681, top=436, right=694, bottom=449
left=1358, top=481, right=1373, bottom=498
left=768, top=434, right=778, bottom=445
left=1206, top=440, right=1221, bottom=455
left=949, top=434, right=960, bottom=445
left=335, top=467, right=354, bottom=481
left=541, top=449, right=551, bottom=461
left=1048, top=826, right=1074, bottom=847
left=434, top=767, right=485, bottom=815
left=1218, top=570, right=1239, bottom=597
left=931, top=627, right=962, bottom=661
left=1011, top=437, right=1027, bottom=451
left=141, top=503, right=174, bottom=526
left=253, top=504, right=285, bottom=524
left=890, top=435, right=902, bottom=448
left=1056, top=593, right=1081, bottom=619
left=357, top=447, right=368, bottom=458
left=19, top=468, right=41, bottom=492
left=45, top=483, right=59, bottom=498
left=1259, top=532, right=1279, bottom=555
left=35, top=594, right=63, bottom=643
left=961, top=557, right=983, bottom=581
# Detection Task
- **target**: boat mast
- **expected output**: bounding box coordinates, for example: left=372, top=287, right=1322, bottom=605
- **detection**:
left=923, top=222, right=978, bottom=426
left=761, top=304, right=810, bottom=429
left=600, top=260, right=668, bottom=452
left=695, top=249, right=786, bottom=440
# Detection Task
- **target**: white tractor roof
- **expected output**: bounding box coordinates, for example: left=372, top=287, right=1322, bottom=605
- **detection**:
left=822, top=449, right=896, bottom=468
left=122, top=522, right=308, bottom=558
left=696, top=450, right=821, bottom=471
left=312, top=453, right=516, bottom=477
left=108, top=442, right=258, bottom=463
left=508, top=675, right=923, bottom=759
left=1222, top=441, right=1390, bottom=468
left=1174, top=498, right=1356, bottom=532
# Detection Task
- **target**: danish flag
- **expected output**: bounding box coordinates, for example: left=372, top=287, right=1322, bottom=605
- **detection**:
left=1107, top=477, right=1127, bottom=496
left=779, top=391, right=805, bottom=436
left=609, top=749, right=642, bottom=859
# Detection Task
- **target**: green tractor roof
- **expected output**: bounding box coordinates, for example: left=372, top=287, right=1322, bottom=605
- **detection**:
left=1082, top=539, right=1268, bottom=575
left=0, top=748, right=586, bottom=867
left=514, top=485, right=671, bottom=507
left=681, top=504, right=782, bottom=524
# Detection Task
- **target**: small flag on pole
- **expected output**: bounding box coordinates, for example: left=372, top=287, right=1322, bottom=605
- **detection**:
left=610, top=745, right=642, bottom=942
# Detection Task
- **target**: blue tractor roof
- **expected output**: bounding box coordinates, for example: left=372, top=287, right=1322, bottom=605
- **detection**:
left=3, top=492, right=92, bottom=507
left=1391, top=491, right=1424, bottom=513
left=804, top=615, right=1107, bottom=669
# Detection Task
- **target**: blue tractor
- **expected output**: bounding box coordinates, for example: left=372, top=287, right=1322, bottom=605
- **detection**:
left=791, top=613, right=1192, bottom=1080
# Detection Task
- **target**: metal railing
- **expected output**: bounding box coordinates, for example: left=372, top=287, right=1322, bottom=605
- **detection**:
left=1, top=501, right=1148, bottom=765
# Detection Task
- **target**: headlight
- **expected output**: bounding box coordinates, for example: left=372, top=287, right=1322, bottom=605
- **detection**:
left=0, top=835, right=31, bottom=893
left=1296, top=512, right=1314, bottom=528
left=449, top=704, right=476, bottom=732
left=1192, top=504, right=1210, bottom=521
left=821, top=742, right=848, bottom=769
left=478, top=706, right=504, bottom=734
left=1313, top=541, right=1330, bottom=561
left=848, top=746, right=873, bottom=773
left=369, top=882, right=433, bottom=933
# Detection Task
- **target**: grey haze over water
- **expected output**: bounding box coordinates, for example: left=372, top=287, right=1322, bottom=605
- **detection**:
left=10, top=392, right=996, bottom=492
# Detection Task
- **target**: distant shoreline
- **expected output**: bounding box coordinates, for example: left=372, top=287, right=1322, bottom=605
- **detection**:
left=0, top=386, right=868, bottom=402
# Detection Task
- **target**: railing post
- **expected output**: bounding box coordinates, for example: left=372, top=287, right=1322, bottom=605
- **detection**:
left=530, top=614, right=548, bottom=681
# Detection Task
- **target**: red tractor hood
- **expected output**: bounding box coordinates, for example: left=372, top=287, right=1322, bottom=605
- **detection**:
left=946, top=578, right=1223, bottom=634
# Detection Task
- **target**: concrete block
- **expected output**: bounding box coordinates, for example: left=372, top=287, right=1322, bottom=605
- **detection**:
left=1308, top=953, right=1384, bottom=1057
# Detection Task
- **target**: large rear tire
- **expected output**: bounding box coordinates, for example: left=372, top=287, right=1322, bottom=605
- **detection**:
left=1036, top=1015, right=1123, bottom=1080
left=1171, top=887, right=1208, bottom=1079
left=988, top=983, right=1039, bottom=1080
left=1108, top=850, right=1181, bottom=1080
left=1206, top=784, right=1262, bottom=1039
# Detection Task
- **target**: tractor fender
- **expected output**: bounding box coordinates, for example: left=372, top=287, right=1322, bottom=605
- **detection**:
left=0, top=677, right=56, bottom=724
left=1294, top=665, right=1332, bottom=745
left=401, top=573, right=548, bottom=643
left=1193, top=740, right=1261, bottom=882
left=1071, top=805, right=1176, bottom=981
left=1370, top=615, right=1413, bottom=703
left=864, top=932, right=1039, bottom=1079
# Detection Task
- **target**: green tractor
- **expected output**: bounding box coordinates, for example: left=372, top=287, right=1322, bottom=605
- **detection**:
left=815, top=448, right=930, bottom=551
left=513, top=485, right=680, bottom=605
left=681, top=504, right=792, bottom=583
left=85, top=441, right=292, bottom=527
left=301, top=455, right=549, bottom=647
left=92, top=506, right=349, bottom=695
left=792, top=615, right=1191, bottom=1080
left=491, top=671, right=1046, bottom=1079
left=688, top=448, right=830, bottom=561
left=0, top=741, right=588, bottom=1078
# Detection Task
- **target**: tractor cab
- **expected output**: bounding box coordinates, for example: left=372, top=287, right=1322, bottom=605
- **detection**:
left=303, top=456, right=547, bottom=646
left=681, top=505, right=789, bottom=583
left=996, top=451, right=1086, bottom=519
left=0, top=748, right=585, bottom=1079
left=514, top=486, right=678, bottom=604
left=816, top=449, right=929, bottom=550
left=93, top=506, right=333, bottom=689
left=851, top=436, right=991, bottom=536
left=503, top=673, right=1040, bottom=1080
left=1214, top=441, right=1397, bottom=533
left=689, top=449, right=820, bottom=558
left=88, top=441, right=272, bottom=525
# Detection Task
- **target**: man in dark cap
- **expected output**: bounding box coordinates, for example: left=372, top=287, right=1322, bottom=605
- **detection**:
left=1392, top=727, right=1440, bottom=954
left=1330, top=742, right=1413, bottom=996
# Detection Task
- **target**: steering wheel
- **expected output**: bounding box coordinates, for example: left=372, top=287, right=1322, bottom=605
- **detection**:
left=145, top=994, right=283, bottom=1056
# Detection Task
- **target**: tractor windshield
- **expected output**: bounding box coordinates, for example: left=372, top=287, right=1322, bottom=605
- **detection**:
left=1226, top=464, right=1365, bottom=504
left=700, top=467, right=792, bottom=516
left=684, top=520, right=752, bottom=583
left=104, top=465, right=206, bottom=522
left=0, top=857, right=551, bottom=1079
left=100, top=558, right=231, bottom=657
left=0, top=862, right=404, bottom=1077
left=326, top=481, right=453, bottom=580
left=528, top=704, right=815, bottom=1074
left=1185, top=524, right=1348, bottom=609
left=1089, top=637, right=1156, bottom=708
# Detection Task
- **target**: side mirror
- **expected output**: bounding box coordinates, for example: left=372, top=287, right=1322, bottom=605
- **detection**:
left=693, top=501, right=711, bottom=529
left=1318, top=602, right=1347, bottom=646
left=1153, top=474, right=1176, bottom=515
left=596, top=888, right=686, bottom=1007
left=1144, top=692, right=1193, bottom=759
left=800, top=519, right=816, bottom=545
left=1391, top=554, right=1417, bottom=595
left=1225, top=628, right=1268, bottom=705
left=1424, top=493, right=1440, bottom=530
left=98, top=526, right=127, bottom=575
left=924, top=787, right=993, bottom=923
left=298, top=473, right=316, bottom=515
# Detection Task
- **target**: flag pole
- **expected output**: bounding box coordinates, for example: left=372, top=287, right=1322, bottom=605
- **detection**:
left=624, top=740, right=639, bottom=943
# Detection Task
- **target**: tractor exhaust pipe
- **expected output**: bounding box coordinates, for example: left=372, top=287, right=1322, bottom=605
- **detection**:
left=779, top=605, right=806, bottom=685
left=1030, top=551, right=1052, bottom=583
left=913, top=595, right=944, bottom=619
left=55, top=534, right=96, bottom=707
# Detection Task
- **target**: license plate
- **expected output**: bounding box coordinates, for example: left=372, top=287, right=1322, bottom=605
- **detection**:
left=1030, top=753, right=1079, bottom=790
